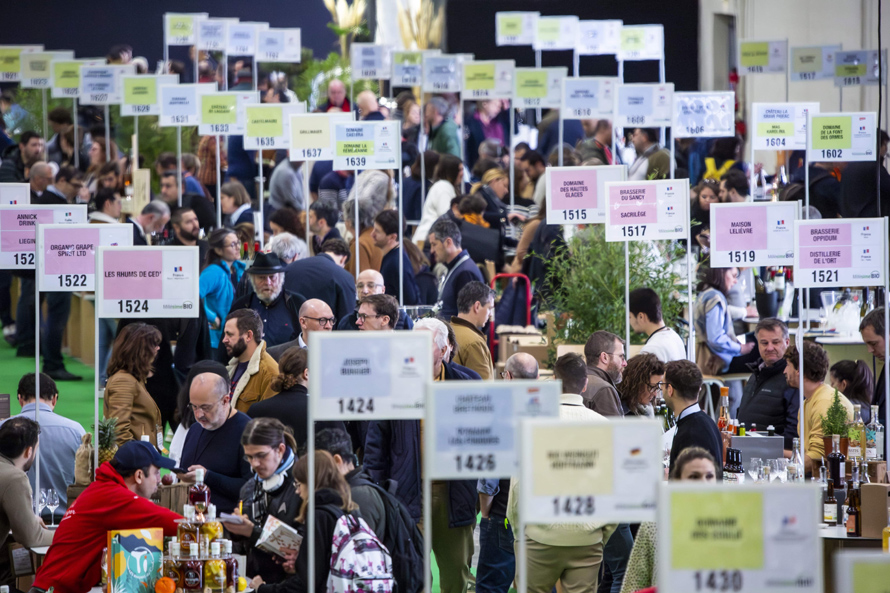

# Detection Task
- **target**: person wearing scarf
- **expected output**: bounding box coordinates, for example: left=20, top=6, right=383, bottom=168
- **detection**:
left=222, top=418, right=300, bottom=583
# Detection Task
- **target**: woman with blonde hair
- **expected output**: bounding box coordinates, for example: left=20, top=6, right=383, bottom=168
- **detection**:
left=471, top=167, right=509, bottom=230
left=221, top=179, right=254, bottom=227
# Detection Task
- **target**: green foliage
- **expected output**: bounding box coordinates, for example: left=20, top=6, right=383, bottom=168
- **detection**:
left=820, top=389, right=851, bottom=437
left=4, top=88, right=69, bottom=137
left=545, top=226, right=687, bottom=348
left=295, top=51, right=377, bottom=111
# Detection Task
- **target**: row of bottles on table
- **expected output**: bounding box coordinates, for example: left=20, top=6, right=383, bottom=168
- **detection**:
left=165, top=538, right=238, bottom=592
left=722, top=448, right=745, bottom=483
left=848, top=404, right=885, bottom=462
left=654, top=397, right=675, bottom=432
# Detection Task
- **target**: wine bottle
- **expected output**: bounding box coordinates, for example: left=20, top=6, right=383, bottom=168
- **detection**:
left=824, top=482, right=837, bottom=526
left=867, top=405, right=884, bottom=461
left=827, top=434, right=847, bottom=489
left=848, top=405, right=866, bottom=463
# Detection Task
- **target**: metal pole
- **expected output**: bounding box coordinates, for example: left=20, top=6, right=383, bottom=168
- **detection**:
left=670, top=138, right=675, bottom=180
left=354, top=183, right=360, bottom=280
left=34, top=274, right=40, bottom=512
left=573, top=49, right=579, bottom=78
left=73, top=98, right=80, bottom=170
left=687, top=233, right=694, bottom=362
left=750, top=138, right=756, bottom=203
left=176, top=127, right=183, bottom=207
left=303, top=162, right=311, bottom=248
left=258, top=150, right=265, bottom=250
left=134, top=115, right=140, bottom=169
left=509, top=105, right=515, bottom=208
left=798, top=286, right=805, bottom=471
left=94, top=304, right=100, bottom=477
left=804, top=155, right=809, bottom=216
left=420, top=94, right=427, bottom=212
left=223, top=51, right=229, bottom=92
left=104, top=105, right=111, bottom=162
left=459, top=97, right=465, bottom=166
left=307, top=409, right=315, bottom=593
left=884, top=227, right=890, bottom=461
left=398, top=148, right=404, bottom=307
left=215, top=137, right=222, bottom=228
left=535, top=50, right=542, bottom=122
left=785, top=39, right=790, bottom=103
left=42, top=89, right=48, bottom=161
left=558, top=111, right=564, bottom=167
left=422, top=463, right=432, bottom=593
left=625, top=243, right=631, bottom=354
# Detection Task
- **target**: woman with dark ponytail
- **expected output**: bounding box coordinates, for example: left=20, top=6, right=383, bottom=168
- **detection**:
left=221, top=417, right=300, bottom=583
left=830, top=359, right=875, bottom=422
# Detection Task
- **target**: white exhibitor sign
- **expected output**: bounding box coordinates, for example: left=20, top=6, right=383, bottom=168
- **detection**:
left=709, top=202, right=801, bottom=268
left=158, top=83, right=216, bottom=127
left=0, top=205, right=86, bottom=270
left=332, top=121, right=400, bottom=170
left=562, top=77, right=616, bottom=119
left=672, top=92, right=734, bottom=138
left=615, top=83, right=674, bottom=128
left=514, top=67, right=566, bottom=109
left=752, top=102, right=819, bottom=151
left=807, top=111, right=877, bottom=162
left=605, top=180, right=690, bottom=242
left=546, top=165, right=627, bottom=225
left=495, top=12, right=538, bottom=46
left=288, top=112, right=354, bottom=161
left=37, top=224, right=133, bottom=292
left=793, top=218, right=886, bottom=289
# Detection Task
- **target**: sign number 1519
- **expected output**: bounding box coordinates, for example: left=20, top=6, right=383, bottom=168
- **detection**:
left=728, top=250, right=755, bottom=264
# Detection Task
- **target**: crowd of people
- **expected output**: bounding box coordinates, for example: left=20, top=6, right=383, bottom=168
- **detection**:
left=0, top=41, right=887, bottom=593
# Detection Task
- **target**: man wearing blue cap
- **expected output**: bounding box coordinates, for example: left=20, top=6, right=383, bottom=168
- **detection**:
left=31, top=441, right=183, bottom=593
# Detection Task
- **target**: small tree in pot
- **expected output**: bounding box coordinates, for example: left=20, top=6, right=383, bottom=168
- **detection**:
left=821, top=389, right=850, bottom=458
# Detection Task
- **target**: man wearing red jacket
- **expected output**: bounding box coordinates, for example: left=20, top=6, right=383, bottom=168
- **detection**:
left=30, top=441, right=183, bottom=593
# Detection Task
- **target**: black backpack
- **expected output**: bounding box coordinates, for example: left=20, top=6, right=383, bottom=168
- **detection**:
left=777, top=169, right=833, bottom=203
left=351, top=476, right=424, bottom=593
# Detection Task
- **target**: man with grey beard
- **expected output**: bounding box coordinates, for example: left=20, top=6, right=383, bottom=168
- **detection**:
left=230, top=252, right=305, bottom=347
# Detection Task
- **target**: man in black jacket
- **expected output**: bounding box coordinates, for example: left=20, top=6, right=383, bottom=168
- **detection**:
left=737, top=318, right=799, bottom=449
left=861, top=308, right=886, bottom=426
left=283, top=238, right=355, bottom=321
left=231, top=252, right=305, bottom=347
left=665, top=359, right=723, bottom=479
left=0, top=131, right=44, bottom=183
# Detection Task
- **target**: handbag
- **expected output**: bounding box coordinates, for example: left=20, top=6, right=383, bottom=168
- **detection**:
left=695, top=341, right=724, bottom=376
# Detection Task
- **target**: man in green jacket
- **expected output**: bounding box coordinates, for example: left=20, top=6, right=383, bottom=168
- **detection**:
left=425, top=96, right=461, bottom=158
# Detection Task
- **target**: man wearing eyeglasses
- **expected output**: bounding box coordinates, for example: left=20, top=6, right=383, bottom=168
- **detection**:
left=179, top=372, right=252, bottom=514
left=337, top=269, right=414, bottom=331
left=267, top=299, right=336, bottom=361
left=355, top=294, right=398, bottom=332
left=44, top=167, right=86, bottom=205
left=581, top=331, right=627, bottom=417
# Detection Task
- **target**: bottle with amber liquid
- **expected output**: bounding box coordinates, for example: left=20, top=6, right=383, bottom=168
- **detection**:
left=823, top=482, right=837, bottom=526
left=222, top=539, right=238, bottom=588
left=189, top=468, right=211, bottom=515
left=182, top=544, right=203, bottom=591
left=200, top=504, right=224, bottom=550
left=717, top=387, right=731, bottom=432
left=177, top=505, right=199, bottom=555
left=164, top=541, right=183, bottom=585
left=845, top=477, right=861, bottom=537
left=203, top=542, right=227, bottom=592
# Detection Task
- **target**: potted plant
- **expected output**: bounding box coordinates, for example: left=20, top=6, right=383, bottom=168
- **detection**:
left=820, top=389, right=850, bottom=457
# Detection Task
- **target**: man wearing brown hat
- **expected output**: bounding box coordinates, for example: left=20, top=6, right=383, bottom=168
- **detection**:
left=230, top=252, right=306, bottom=347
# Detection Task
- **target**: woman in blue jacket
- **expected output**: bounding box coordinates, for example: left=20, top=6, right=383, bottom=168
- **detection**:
left=200, top=227, right=246, bottom=348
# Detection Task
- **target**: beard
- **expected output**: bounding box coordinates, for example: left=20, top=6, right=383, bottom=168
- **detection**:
left=178, top=227, right=199, bottom=242
left=22, top=454, right=35, bottom=473
left=257, top=285, right=282, bottom=305
left=607, top=361, right=623, bottom=384
left=227, top=336, right=248, bottom=358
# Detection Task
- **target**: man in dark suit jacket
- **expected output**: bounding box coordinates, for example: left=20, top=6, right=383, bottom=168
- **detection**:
left=665, top=359, right=723, bottom=478
left=283, top=238, right=355, bottom=321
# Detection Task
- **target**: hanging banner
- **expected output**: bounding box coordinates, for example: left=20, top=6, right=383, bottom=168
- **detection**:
left=834, top=49, right=887, bottom=88
left=790, top=45, right=841, bottom=82
left=243, top=103, right=306, bottom=150
left=462, top=60, right=514, bottom=100
left=198, top=91, right=258, bottom=135
left=614, top=83, right=674, bottom=128
left=496, top=11, right=538, bottom=46
left=79, top=64, right=136, bottom=106
left=425, top=381, right=561, bottom=480
left=288, top=112, right=354, bottom=161
left=226, top=22, right=267, bottom=56
left=97, top=246, right=200, bottom=318
left=533, top=16, right=579, bottom=52
left=519, top=418, right=663, bottom=523
left=807, top=111, right=877, bottom=162
left=605, top=179, right=690, bottom=242
left=659, top=484, right=822, bottom=593
left=710, top=201, right=801, bottom=267
left=0, top=205, right=86, bottom=270
left=794, top=218, right=886, bottom=289
left=577, top=20, right=623, bottom=56
left=562, top=77, right=616, bottom=119
left=37, top=224, right=133, bottom=292
left=21, top=51, right=73, bottom=89
left=309, top=331, right=432, bottom=421
left=834, top=551, right=890, bottom=593
left=332, top=121, right=400, bottom=170
left=158, top=83, right=216, bottom=127
left=545, top=165, right=627, bottom=225
left=514, top=67, right=566, bottom=109
left=256, top=28, right=301, bottom=62
left=751, top=102, right=819, bottom=151
left=50, top=59, right=104, bottom=99
left=0, top=184, right=30, bottom=206
left=164, top=13, right=207, bottom=46
left=350, top=43, right=392, bottom=80
left=423, top=55, right=462, bottom=93
left=121, top=74, right=179, bottom=116
left=197, top=18, right=236, bottom=52
left=738, top=40, right=788, bottom=75
left=618, top=25, right=664, bottom=61
left=672, top=92, right=735, bottom=138
left=0, top=45, right=42, bottom=82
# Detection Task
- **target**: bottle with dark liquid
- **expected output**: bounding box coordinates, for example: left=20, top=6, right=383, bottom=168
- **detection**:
left=845, top=477, right=861, bottom=537
left=827, top=434, right=847, bottom=489
left=189, top=468, right=211, bottom=515
left=182, top=544, right=204, bottom=590
left=222, top=539, right=238, bottom=588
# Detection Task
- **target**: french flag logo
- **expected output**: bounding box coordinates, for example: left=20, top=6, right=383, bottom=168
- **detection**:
left=864, top=249, right=870, bottom=254
left=860, top=126, right=866, bottom=132
left=667, top=206, right=673, bottom=211
left=778, top=220, right=784, bottom=225
left=173, top=266, right=182, bottom=272
left=864, top=226, right=870, bottom=231
left=404, top=357, right=414, bottom=364
left=8, top=200, right=17, bottom=204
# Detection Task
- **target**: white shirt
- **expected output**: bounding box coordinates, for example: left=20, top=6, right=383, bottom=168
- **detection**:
left=412, top=179, right=456, bottom=243
left=640, top=326, right=687, bottom=363
left=677, top=402, right=702, bottom=422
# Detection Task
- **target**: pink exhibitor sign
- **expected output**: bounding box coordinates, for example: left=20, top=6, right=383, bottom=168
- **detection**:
left=102, top=250, right=164, bottom=300
left=793, top=218, right=885, bottom=288
left=608, top=184, right=657, bottom=225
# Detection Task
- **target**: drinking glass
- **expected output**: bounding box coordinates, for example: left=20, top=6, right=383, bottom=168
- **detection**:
left=46, top=489, right=59, bottom=526
left=748, top=458, right=762, bottom=482
left=38, top=489, right=47, bottom=517
left=759, top=464, right=771, bottom=483
left=770, top=459, right=787, bottom=483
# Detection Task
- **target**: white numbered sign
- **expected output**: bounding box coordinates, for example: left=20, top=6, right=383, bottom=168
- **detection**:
left=793, top=218, right=886, bottom=289
left=672, top=92, right=734, bottom=138
left=423, top=55, right=461, bottom=93
left=164, top=13, right=206, bottom=46
left=197, top=18, right=235, bottom=52
left=79, top=64, right=136, bottom=106
left=619, top=25, right=664, bottom=61
left=332, top=121, right=400, bottom=170
left=243, top=103, right=306, bottom=150
left=519, top=418, right=663, bottom=524
left=37, top=224, right=133, bottom=292
left=562, top=77, right=616, bottom=119
left=738, top=40, right=788, bottom=75
left=790, top=45, right=840, bottom=82
left=752, top=102, right=819, bottom=151
left=0, top=184, right=30, bottom=206
left=495, top=12, right=538, bottom=46
left=577, top=20, right=622, bottom=56
left=834, top=551, right=890, bottom=593
left=710, top=202, right=800, bottom=268
left=96, top=246, right=200, bottom=318
left=392, top=50, right=438, bottom=86
left=834, top=49, right=887, bottom=88
left=807, top=111, right=877, bottom=162
left=309, top=331, right=432, bottom=421
left=425, top=381, right=560, bottom=480
left=226, top=22, right=267, bottom=56
left=514, top=67, right=566, bottom=110
left=615, top=83, right=674, bottom=128
left=21, top=51, right=73, bottom=89
left=462, top=60, right=514, bottom=100
left=605, top=180, right=690, bottom=242
left=350, top=43, right=392, bottom=80
left=546, top=165, right=626, bottom=225
left=50, top=59, right=103, bottom=99
left=0, top=205, right=86, bottom=270
left=0, top=45, right=42, bottom=83
left=158, top=83, right=216, bottom=127
left=257, top=29, right=301, bottom=62
left=198, top=92, right=258, bottom=136
left=288, top=112, right=353, bottom=161
left=121, top=75, right=179, bottom=117
left=533, top=16, right=579, bottom=51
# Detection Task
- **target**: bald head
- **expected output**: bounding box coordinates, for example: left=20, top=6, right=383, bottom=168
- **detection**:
left=504, top=353, right=539, bottom=380
left=29, top=162, right=54, bottom=193
left=357, top=90, right=379, bottom=117
left=299, top=298, right=335, bottom=340
left=356, top=269, right=385, bottom=299
left=327, top=79, right=347, bottom=108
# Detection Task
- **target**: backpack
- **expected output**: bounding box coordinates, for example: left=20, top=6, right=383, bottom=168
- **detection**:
left=322, top=504, right=395, bottom=593
left=350, top=478, right=425, bottom=593
left=778, top=169, right=833, bottom=203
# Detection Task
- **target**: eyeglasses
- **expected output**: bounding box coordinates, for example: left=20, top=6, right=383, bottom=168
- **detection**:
left=356, top=283, right=383, bottom=290
left=647, top=382, right=662, bottom=393
left=657, top=381, right=672, bottom=391
left=303, top=316, right=336, bottom=327
left=606, top=351, right=627, bottom=362
left=188, top=399, right=224, bottom=414
left=356, top=313, right=381, bottom=321
left=225, top=241, right=239, bottom=248
left=244, top=450, right=271, bottom=463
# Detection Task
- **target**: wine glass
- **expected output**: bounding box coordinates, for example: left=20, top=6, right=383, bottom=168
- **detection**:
left=770, top=459, right=787, bottom=483
left=748, top=458, right=762, bottom=482
left=46, top=489, right=59, bottom=526
left=38, top=489, right=47, bottom=518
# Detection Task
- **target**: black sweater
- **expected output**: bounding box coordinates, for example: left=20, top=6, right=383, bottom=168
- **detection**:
left=669, top=408, right=724, bottom=479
